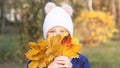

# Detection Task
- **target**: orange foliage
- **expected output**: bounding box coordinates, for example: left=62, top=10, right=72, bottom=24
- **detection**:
left=74, top=11, right=118, bottom=45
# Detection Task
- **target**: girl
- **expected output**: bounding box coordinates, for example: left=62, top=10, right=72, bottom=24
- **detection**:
left=27, top=2, right=91, bottom=68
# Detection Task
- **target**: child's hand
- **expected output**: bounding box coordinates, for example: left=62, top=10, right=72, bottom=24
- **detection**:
left=48, top=56, right=72, bottom=68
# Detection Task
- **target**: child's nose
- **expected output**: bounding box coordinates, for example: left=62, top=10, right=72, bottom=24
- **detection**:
left=55, top=31, right=62, bottom=35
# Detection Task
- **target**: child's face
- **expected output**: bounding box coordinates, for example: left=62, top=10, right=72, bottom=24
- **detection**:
left=47, top=26, right=69, bottom=38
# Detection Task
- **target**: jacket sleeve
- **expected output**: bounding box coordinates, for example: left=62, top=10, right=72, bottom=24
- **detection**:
left=82, top=55, right=91, bottom=68
left=26, top=60, right=32, bottom=68
left=71, top=54, right=91, bottom=68
left=26, top=60, right=47, bottom=68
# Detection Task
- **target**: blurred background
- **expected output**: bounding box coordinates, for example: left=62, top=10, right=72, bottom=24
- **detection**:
left=0, top=0, right=120, bottom=68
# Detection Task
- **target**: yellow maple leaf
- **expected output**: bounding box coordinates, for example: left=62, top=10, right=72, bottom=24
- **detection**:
left=25, top=39, right=48, bottom=68
left=25, top=34, right=82, bottom=68
left=62, top=37, right=82, bottom=58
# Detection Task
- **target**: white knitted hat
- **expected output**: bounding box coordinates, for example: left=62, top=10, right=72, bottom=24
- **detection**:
left=43, top=2, right=73, bottom=39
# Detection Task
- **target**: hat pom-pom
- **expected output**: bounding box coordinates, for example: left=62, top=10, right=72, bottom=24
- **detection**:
left=62, top=4, right=73, bottom=16
left=44, top=2, right=56, bottom=14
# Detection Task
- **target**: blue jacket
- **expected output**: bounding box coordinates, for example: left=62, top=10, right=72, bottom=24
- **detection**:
left=27, top=54, right=91, bottom=68
left=71, top=54, right=91, bottom=68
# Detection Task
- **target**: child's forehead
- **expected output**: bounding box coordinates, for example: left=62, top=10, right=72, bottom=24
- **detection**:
left=49, top=26, right=68, bottom=30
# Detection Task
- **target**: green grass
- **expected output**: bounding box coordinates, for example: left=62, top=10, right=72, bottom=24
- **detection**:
left=0, top=62, right=26, bottom=68
left=0, top=35, right=120, bottom=68
left=82, top=40, right=120, bottom=68
left=0, top=35, right=25, bottom=63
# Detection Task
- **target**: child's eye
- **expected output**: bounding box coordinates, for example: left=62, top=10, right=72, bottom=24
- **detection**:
left=49, top=31, right=55, bottom=33
left=60, top=30, right=65, bottom=33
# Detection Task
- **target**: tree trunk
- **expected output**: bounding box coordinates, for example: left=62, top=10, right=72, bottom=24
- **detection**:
left=88, top=0, right=93, bottom=11
left=115, top=0, right=120, bottom=40
left=0, top=0, right=5, bottom=34
left=111, top=0, right=116, bottom=19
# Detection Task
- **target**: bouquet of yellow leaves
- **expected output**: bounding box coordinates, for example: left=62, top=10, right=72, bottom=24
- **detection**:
left=25, top=34, right=82, bottom=68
